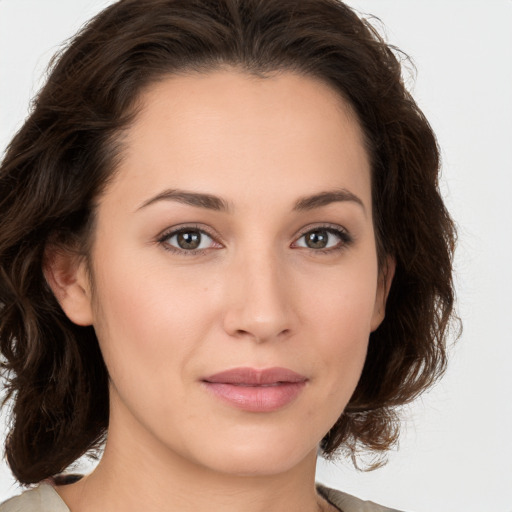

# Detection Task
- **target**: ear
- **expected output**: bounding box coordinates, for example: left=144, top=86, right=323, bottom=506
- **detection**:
left=370, top=255, right=396, bottom=332
left=43, top=246, right=94, bottom=326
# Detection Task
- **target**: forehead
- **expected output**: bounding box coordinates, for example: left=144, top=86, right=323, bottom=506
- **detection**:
left=105, top=68, right=371, bottom=212
left=129, top=68, right=363, bottom=150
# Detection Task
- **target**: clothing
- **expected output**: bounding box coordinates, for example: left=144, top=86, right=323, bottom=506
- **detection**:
left=0, top=484, right=69, bottom=512
left=0, top=482, right=403, bottom=512
left=316, top=484, right=403, bottom=512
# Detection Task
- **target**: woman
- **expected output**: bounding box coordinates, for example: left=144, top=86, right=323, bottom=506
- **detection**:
left=0, top=0, right=456, bottom=511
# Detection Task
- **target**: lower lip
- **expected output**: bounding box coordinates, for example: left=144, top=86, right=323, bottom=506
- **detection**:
left=202, top=382, right=306, bottom=412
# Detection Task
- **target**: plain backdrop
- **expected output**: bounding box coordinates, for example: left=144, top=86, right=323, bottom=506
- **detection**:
left=1, top=1, right=511, bottom=511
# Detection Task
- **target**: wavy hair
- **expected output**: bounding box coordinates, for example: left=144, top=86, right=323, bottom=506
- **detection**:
left=0, top=0, right=457, bottom=483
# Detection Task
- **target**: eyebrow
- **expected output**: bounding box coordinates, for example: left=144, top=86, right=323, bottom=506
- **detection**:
left=137, top=187, right=365, bottom=215
left=137, top=189, right=232, bottom=212
left=293, top=188, right=366, bottom=215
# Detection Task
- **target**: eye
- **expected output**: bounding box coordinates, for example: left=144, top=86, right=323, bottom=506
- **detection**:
left=293, top=226, right=352, bottom=251
left=159, top=227, right=220, bottom=253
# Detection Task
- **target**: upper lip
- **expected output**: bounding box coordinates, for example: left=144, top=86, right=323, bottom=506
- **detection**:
left=203, top=367, right=307, bottom=386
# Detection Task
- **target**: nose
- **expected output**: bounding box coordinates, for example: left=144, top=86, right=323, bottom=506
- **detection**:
left=222, top=249, right=296, bottom=343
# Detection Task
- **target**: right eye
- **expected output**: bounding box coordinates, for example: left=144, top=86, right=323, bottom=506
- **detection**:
left=159, top=227, right=221, bottom=253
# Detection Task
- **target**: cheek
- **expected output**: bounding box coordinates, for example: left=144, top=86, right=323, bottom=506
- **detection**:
left=89, top=253, right=217, bottom=389
left=306, top=260, right=379, bottom=342
left=303, top=261, right=378, bottom=397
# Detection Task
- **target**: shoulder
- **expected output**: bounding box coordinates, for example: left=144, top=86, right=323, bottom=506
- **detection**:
left=2, top=481, right=404, bottom=512
left=0, top=484, right=70, bottom=512
left=317, top=484, right=405, bottom=512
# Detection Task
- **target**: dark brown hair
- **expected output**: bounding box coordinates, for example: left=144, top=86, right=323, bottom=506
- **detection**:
left=0, top=0, right=457, bottom=484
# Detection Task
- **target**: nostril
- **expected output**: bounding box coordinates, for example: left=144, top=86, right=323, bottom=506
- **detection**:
left=233, top=327, right=291, bottom=341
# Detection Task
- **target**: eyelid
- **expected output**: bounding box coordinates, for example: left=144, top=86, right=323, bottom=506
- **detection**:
left=294, top=222, right=349, bottom=237
left=156, top=223, right=224, bottom=254
left=291, top=223, right=354, bottom=251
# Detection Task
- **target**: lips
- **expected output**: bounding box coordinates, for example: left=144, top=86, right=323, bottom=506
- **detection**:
left=202, top=367, right=307, bottom=412
left=203, top=367, right=307, bottom=386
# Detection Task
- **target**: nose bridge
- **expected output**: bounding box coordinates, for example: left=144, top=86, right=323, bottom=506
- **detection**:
left=223, top=243, right=294, bottom=342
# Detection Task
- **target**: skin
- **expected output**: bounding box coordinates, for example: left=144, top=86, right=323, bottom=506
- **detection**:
left=47, top=68, right=394, bottom=512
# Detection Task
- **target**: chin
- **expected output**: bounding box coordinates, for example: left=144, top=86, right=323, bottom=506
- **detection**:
left=187, top=432, right=318, bottom=477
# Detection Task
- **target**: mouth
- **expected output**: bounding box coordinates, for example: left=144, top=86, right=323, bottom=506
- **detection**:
left=201, top=367, right=308, bottom=412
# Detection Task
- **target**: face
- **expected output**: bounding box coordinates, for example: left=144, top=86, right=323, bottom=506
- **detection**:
left=55, top=69, right=391, bottom=477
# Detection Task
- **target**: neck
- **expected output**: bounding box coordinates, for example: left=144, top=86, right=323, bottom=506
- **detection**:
left=56, top=402, right=330, bottom=512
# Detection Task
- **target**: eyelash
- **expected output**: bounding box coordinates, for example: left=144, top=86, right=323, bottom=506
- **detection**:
left=292, top=224, right=354, bottom=254
left=157, top=224, right=221, bottom=256
left=156, top=223, right=353, bottom=256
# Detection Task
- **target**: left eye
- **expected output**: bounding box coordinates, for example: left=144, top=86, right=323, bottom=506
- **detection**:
left=164, top=229, right=216, bottom=251
left=293, top=228, right=347, bottom=250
